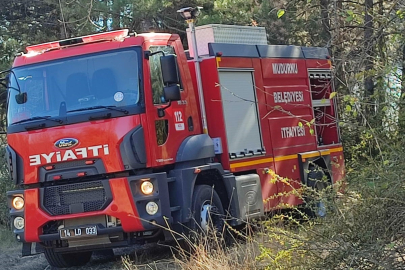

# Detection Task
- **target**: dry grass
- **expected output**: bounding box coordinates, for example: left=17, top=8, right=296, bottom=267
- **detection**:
left=121, top=224, right=261, bottom=270
left=119, top=178, right=338, bottom=270
left=173, top=235, right=258, bottom=270
left=116, top=184, right=405, bottom=270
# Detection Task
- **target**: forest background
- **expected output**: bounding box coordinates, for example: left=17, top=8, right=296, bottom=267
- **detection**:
left=1, top=0, right=405, bottom=269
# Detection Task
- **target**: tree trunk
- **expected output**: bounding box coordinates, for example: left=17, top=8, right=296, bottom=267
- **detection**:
left=332, top=0, right=345, bottom=95
left=112, top=1, right=121, bottom=30
left=58, top=0, right=69, bottom=39
left=320, top=0, right=331, bottom=48
left=60, top=23, right=68, bottom=39
left=364, top=0, right=374, bottom=120
left=398, top=44, right=405, bottom=133
left=374, top=0, right=385, bottom=127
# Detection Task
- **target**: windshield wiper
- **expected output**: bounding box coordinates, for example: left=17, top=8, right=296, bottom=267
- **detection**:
left=12, top=116, right=63, bottom=125
left=67, top=105, right=129, bottom=114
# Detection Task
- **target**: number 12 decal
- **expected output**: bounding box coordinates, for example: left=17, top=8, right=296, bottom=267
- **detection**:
left=174, top=111, right=185, bottom=131
left=174, top=111, right=183, bottom=122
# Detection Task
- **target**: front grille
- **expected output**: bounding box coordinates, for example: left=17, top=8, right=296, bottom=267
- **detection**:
left=43, top=181, right=109, bottom=216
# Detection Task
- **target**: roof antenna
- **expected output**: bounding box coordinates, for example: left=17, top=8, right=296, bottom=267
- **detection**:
left=177, top=7, right=208, bottom=134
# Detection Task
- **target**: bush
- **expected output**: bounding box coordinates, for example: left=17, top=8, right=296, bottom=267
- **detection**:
left=256, top=128, right=405, bottom=269
left=0, top=144, right=13, bottom=227
left=304, top=147, right=405, bottom=269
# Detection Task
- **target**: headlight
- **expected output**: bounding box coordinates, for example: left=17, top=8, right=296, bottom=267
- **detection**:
left=141, top=181, right=154, bottom=195
left=145, top=201, right=159, bottom=215
left=14, top=217, right=24, bottom=230
left=12, top=196, right=24, bottom=210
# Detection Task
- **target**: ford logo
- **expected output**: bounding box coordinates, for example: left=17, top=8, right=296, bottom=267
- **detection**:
left=54, top=138, right=79, bottom=149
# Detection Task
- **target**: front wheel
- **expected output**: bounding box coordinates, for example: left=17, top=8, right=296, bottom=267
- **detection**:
left=44, top=248, right=92, bottom=268
left=189, top=185, right=225, bottom=235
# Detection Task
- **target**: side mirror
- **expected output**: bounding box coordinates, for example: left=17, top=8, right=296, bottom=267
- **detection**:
left=160, top=55, right=179, bottom=85
left=157, top=85, right=181, bottom=118
left=15, top=92, right=27, bottom=104
left=143, top=50, right=151, bottom=59
left=164, top=84, right=181, bottom=101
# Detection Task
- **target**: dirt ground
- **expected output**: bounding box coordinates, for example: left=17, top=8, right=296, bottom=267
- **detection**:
left=0, top=243, right=178, bottom=270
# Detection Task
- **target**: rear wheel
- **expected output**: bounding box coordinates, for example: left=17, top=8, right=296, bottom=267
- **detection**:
left=304, top=165, right=331, bottom=218
left=44, top=248, right=92, bottom=268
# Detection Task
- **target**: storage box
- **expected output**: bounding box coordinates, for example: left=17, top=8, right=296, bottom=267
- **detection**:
left=187, top=24, right=267, bottom=57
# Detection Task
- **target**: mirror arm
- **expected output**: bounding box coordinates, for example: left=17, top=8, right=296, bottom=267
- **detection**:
left=8, top=87, right=21, bottom=92
left=0, top=69, right=11, bottom=75
left=10, top=70, right=22, bottom=93
left=0, top=78, right=20, bottom=92
left=157, top=100, right=172, bottom=118
left=0, top=69, right=21, bottom=93
left=0, top=79, right=18, bottom=92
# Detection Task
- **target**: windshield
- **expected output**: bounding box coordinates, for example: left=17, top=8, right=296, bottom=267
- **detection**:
left=7, top=48, right=141, bottom=126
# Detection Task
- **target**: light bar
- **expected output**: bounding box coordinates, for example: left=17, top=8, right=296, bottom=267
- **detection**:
left=25, top=29, right=129, bottom=54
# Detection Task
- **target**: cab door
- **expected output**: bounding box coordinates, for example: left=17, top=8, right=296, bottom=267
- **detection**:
left=144, top=45, right=190, bottom=168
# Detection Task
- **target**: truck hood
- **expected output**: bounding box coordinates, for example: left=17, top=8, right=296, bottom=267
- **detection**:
left=7, top=115, right=142, bottom=185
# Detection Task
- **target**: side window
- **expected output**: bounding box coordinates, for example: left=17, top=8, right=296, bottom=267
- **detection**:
left=149, top=46, right=182, bottom=105
left=21, top=75, right=46, bottom=116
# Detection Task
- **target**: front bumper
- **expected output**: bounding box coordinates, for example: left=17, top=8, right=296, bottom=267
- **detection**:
left=9, top=172, right=172, bottom=243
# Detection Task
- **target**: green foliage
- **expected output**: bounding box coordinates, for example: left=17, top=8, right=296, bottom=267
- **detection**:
left=303, top=144, right=405, bottom=269
left=0, top=225, right=18, bottom=250
left=0, top=143, right=13, bottom=227
left=256, top=147, right=405, bottom=269
left=277, top=9, right=285, bottom=19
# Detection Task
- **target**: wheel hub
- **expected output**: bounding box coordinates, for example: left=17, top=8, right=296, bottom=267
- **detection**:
left=200, top=204, right=212, bottom=231
left=317, top=200, right=327, bottom=217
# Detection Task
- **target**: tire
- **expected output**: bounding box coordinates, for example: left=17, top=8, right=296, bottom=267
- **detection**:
left=44, top=248, right=92, bottom=268
left=189, top=185, right=225, bottom=235
left=304, top=165, right=331, bottom=218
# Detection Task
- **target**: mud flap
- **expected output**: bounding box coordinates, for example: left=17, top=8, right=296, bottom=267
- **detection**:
left=22, top=242, right=45, bottom=256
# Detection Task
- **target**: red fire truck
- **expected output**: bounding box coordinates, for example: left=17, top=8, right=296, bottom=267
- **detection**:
left=4, top=15, right=344, bottom=268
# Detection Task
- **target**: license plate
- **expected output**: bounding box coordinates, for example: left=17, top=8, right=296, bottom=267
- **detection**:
left=59, top=225, right=97, bottom=239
